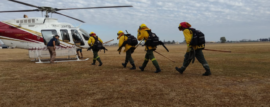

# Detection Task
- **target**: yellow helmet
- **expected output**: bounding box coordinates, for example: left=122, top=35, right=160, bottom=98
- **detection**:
left=140, top=23, right=147, bottom=28
left=117, top=30, right=124, bottom=35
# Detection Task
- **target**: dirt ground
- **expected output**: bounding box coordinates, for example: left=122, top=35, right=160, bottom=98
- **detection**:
left=0, top=42, right=270, bottom=107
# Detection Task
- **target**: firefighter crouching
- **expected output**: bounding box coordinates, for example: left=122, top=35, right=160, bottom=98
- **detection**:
left=88, top=32, right=103, bottom=66
left=175, top=22, right=211, bottom=76
left=117, top=30, right=136, bottom=70
left=137, top=24, right=161, bottom=73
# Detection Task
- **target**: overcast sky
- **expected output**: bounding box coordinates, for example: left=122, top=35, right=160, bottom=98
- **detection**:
left=1, top=0, right=270, bottom=42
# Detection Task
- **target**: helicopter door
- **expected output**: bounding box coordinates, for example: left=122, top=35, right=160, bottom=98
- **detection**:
left=60, top=29, right=70, bottom=43
left=71, top=29, right=85, bottom=46
left=41, top=30, right=58, bottom=45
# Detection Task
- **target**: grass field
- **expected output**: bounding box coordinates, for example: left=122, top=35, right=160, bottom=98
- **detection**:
left=0, top=42, right=270, bottom=107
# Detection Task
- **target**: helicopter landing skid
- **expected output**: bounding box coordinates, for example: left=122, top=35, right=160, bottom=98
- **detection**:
left=35, top=58, right=89, bottom=64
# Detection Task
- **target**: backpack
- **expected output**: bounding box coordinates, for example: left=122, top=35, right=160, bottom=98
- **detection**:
left=188, top=28, right=205, bottom=46
left=145, top=30, right=169, bottom=52
left=117, top=34, right=138, bottom=52
left=145, top=30, right=160, bottom=47
left=125, top=34, right=138, bottom=46
left=92, top=36, right=107, bottom=53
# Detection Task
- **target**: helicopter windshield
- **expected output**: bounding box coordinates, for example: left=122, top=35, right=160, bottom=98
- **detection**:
left=79, top=29, right=89, bottom=40
left=71, top=29, right=85, bottom=46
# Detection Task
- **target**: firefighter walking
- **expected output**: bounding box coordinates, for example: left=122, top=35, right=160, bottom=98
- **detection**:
left=88, top=32, right=103, bottom=66
left=137, top=24, right=161, bottom=73
left=117, top=30, right=136, bottom=70
left=175, top=22, right=211, bottom=76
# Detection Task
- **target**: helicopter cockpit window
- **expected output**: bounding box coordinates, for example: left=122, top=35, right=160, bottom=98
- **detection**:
left=41, top=30, right=58, bottom=45
left=60, top=30, right=70, bottom=42
left=71, top=30, right=85, bottom=46
left=79, top=29, right=89, bottom=40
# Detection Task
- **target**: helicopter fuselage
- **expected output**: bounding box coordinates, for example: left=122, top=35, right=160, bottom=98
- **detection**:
left=0, top=17, right=89, bottom=49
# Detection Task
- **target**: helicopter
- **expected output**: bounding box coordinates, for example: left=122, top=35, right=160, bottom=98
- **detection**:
left=0, top=0, right=132, bottom=63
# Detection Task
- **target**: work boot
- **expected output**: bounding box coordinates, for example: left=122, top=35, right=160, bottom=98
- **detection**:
left=155, top=68, right=161, bottom=73
left=99, top=62, right=103, bottom=66
left=130, top=64, right=136, bottom=70
left=139, top=66, right=144, bottom=71
left=92, top=60, right=96, bottom=65
left=175, top=67, right=185, bottom=74
left=97, top=58, right=102, bottom=66
left=122, top=63, right=127, bottom=68
left=202, top=70, right=211, bottom=76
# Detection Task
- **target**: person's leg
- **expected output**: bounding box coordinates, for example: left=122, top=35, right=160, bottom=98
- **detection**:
left=175, top=52, right=192, bottom=74
left=127, top=49, right=136, bottom=70
left=122, top=50, right=129, bottom=68
left=96, top=51, right=102, bottom=66
left=47, top=47, right=53, bottom=61
left=76, top=50, right=80, bottom=58
left=148, top=50, right=161, bottom=73
left=195, top=49, right=211, bottom=76
left=51, top=47, right=56, bottom=63
left=80, top=49, right=83, bottom=58
left=92, top=51, right=97, bottom=65
left=139, top=51, right=150, bottom=71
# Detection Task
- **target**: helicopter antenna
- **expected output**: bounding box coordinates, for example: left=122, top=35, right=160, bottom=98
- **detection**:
left=0, top=0, right=133, bottom=23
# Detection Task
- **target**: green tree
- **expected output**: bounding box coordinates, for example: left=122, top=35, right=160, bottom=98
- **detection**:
left=220, top=37, right=226, bottom=43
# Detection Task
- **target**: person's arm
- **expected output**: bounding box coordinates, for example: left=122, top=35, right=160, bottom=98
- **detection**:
left=88, top=37, right=92, bottom=46
left=183, top=29, right=193, bottom=52
left=118, top=36, right=124, bottom=48
left=137, top=30, right=144, bottom=41
left=183, top=29, right=192, bottom=46
left=98, top=37, right=103, bottom=44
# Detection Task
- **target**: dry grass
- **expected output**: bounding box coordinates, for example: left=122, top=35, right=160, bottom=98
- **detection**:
left=0, top=42, right=270, bottom=107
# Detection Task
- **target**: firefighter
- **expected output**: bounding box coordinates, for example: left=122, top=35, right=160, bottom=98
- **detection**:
left=88, top=32, right=103, bottom=66
left=117, top=30, right=136, bottom=70
left=175, top=22, right=211, bottom=76
left=137, top=24, right=161, bottom=73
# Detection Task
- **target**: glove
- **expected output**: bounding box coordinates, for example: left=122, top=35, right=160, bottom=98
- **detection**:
left=187, top=47, right=192, bottom=52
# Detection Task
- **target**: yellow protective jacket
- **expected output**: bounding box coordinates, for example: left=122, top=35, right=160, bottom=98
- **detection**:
left=88, top=36, right=103, bottom=46
left=137, top=27, right=156, bottom=50
left=183, top=29, right=205, bottom=52
left=118, top=35, right=135, bottom=52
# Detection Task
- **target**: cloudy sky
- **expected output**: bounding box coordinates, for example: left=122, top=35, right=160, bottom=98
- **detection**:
left=0, top=0, right=270, bottom=42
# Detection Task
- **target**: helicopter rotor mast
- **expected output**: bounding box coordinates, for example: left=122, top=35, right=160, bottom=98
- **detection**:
left=0, top=0, right=133, bottom=23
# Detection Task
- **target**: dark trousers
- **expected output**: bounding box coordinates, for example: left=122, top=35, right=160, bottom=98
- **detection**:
left=141, top=50, right=160, bottom=69
left=180, top=49, right=210, bottom=71
left=93, top=51, right=102, bottom=63
left=125, top=49, right=135, bottom=65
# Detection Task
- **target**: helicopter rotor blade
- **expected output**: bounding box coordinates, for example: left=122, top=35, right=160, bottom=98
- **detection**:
left=0, top=9, right=39, bottom=13
left=8, top=0, right=40, bottom=8
left=54, top=12, right=85, bottom=23
left=55, top=5, right=133, bottom=11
